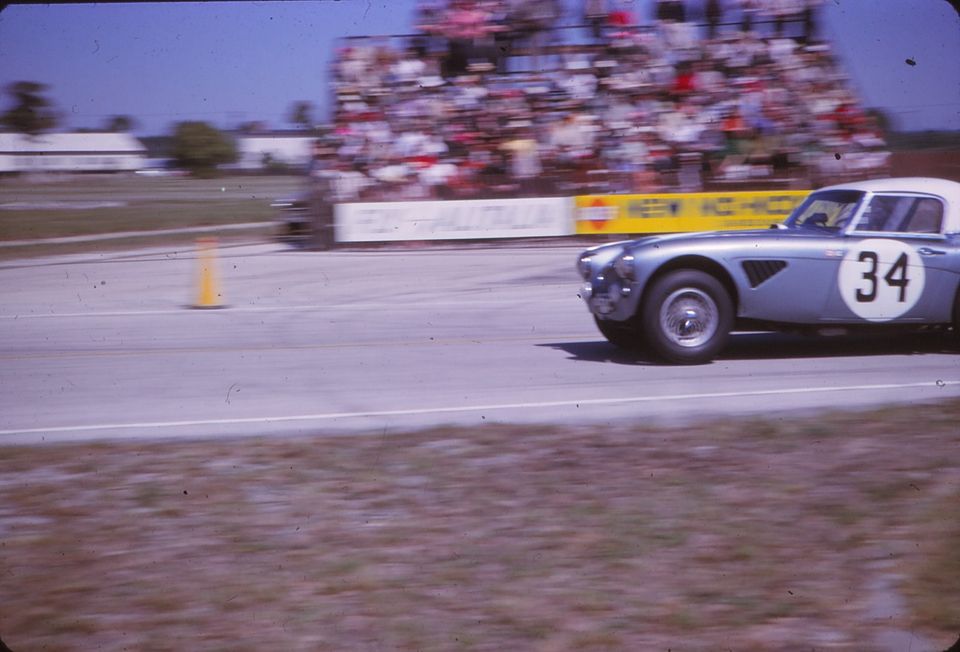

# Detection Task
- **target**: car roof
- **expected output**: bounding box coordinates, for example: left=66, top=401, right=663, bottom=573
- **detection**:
left=817, top=177, right=960, bottom=200
left=815, top=177, right=960, bottom=233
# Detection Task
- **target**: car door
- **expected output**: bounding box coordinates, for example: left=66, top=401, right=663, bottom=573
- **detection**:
left=823, top=193, right=955, bottom=323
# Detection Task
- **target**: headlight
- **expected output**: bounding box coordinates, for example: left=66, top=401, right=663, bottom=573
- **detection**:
left=613, top=253, right=636, bottom=281
left=577, top=254, right=593, bottom=280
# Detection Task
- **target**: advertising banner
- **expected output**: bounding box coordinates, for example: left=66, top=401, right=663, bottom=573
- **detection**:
left=575, top=191, right=810, bottom=235
left=337, top=197, right=573, bottom=242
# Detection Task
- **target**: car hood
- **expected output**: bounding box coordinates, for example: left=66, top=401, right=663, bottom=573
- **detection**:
left=623, top=228, right=831, bottom=253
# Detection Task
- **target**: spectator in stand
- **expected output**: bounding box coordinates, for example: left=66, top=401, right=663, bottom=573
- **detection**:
left=766, top=0, right=802, bottom=38
left=489, top=1, right=517, bottom=73
left=607, top=127, right=647, bottom=191
left=412, top=0, right=446, bottom=56
left=442, top=0, right=477, bottom=76
left=559, top=60, right=599, bottom=100
left=391, top=48, right=428, bottom=88
left=736, top=0, right=761, bottom=33
left=656, top=1, right=699, bottom=61
left=692, top=57, right=726, bottom=95
left=798, top=0, right=824, bottom=44
left=655, top=0, right=686, bottom=23
left=673, top=61, right=697, bottom=96
left=659, top=100, right=707, bottom=147
left=501, top=122, right=543, bottom=196
left=421, top=159, right=460, bottom=198
left=330, top=159, right=373, bottom=203
left=606, top=1, right=638, bottom=41
left=705, top=0, right=723, bottom=39
left=325, top=0, right=887, bottom=198
left=583, top=0, right=608, bottom=43
left=411, top=0, right=437, bottom=57
left=549, top=113, right=596, bottom=170
left=510, top=0, right=562, bottom=72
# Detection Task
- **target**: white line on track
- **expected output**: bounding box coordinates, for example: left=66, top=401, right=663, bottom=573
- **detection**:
left=0, top=222, right=272, bottom=247
left=0, top=297, right=574, bottom=320
left=0, top=333, right=590, bottom=360
left=2, top=380, right=957, bottom=440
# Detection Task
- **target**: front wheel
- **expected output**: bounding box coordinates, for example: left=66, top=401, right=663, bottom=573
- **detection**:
left=640, top=270, right=733, bottom=364
left=951, top=287, right=960, bottom=350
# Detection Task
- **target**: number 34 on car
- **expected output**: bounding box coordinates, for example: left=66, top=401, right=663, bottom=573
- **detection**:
left=577, top=177, right=960, bottom=364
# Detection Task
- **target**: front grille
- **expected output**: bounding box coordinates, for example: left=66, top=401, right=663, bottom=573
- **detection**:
left=742, top=260, right=787, bottom=288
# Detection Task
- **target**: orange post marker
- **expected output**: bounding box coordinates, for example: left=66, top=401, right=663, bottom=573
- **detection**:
left=192, top=237, right=225, bottom=309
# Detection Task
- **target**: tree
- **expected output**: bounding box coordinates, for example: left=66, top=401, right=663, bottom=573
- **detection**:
left=104, top=115, right=136, bottom=133
left=288, top=101, right=315, bottom=131
left=1, top=81, right=59, bottom=135
left=864, top=107, right=896, bottom=135
left=170, top=121, right=238, bottom=177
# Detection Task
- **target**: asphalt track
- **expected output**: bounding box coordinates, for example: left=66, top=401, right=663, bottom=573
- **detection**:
left=2, top=242, right=959, bottom=444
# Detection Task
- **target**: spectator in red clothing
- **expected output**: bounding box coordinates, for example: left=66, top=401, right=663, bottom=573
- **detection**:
left=674, top=62, right=696, bottom=95
left=608, top=7, right=635, bottom=28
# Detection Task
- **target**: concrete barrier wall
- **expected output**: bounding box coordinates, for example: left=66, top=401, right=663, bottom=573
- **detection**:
left=335, top=197, right=573, bottom=242
left=332, top=190, right=811, bottom=242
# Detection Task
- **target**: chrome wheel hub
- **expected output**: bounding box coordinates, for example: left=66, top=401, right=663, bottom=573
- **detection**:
left=659, top=288, right=719, bottom=348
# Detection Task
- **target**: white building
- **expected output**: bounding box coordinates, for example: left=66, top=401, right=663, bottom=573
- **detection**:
left=234, top=134, right=315, bottom=171
left=0, top=132, right=148, bottom=173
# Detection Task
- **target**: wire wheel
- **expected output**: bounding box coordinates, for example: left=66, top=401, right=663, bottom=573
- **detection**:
left=641, top=269, right=733, bottom=364
left=658, top=288, right=719, bottom=349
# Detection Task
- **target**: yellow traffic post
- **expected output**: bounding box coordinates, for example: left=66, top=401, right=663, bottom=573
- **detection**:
left=192, top=237, right=225, bottom=309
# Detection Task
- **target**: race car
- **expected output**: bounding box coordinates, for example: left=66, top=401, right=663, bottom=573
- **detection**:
left=577, top=177, right=960, bottom=364
left=271, top=192, right=312, bottom=244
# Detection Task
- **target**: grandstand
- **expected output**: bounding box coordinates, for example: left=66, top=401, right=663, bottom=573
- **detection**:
left=320, top=0, right=890, bottom=202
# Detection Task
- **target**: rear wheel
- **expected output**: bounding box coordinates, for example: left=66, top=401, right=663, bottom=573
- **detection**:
left=640, top=270, right=733, bottom=364
left=951, top=287, right=960, bottom=349
left=594, top=316, right=641, bottom=351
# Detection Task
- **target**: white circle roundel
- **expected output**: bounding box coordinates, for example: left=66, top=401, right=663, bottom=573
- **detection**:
left=838, top=239, right=925, bottom=322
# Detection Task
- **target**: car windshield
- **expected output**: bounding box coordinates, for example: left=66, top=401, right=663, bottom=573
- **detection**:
left=786, top=190, right=865, bottom=231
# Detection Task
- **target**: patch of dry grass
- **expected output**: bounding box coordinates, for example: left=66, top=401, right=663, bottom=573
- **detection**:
left=0, top=174, right=297, bottom=260
left=1, top=401, right=959, bottom=651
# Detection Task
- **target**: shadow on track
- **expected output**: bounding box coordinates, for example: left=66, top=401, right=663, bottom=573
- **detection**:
left=541, top=331, right=958, bottom=366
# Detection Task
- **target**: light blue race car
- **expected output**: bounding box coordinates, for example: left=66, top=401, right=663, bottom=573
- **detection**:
left=578, top=177, right=960, bottom=364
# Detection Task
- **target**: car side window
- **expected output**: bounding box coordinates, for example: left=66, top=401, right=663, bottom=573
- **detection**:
left=901, top=198, right=943, bottom=234
left=854, top=195, right=943, bottom=235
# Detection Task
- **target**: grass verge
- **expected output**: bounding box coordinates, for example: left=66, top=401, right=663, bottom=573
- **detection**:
left=1, top=401, right=958, bottom=651
left=0, top=173, right=300, bottom=240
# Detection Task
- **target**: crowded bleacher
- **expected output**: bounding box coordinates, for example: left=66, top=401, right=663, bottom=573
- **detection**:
left=321, top=0, right=891, bottom=202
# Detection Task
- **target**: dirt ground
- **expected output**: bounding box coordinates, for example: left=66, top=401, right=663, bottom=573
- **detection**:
left=1, top=401, right=958, bottom=652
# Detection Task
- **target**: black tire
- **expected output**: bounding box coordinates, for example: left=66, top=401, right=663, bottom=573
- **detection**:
left=640, top=269, right=733, bottom=364
left=594, top=316, right=641, bottom=351
left=951, top=286, right=960, bottom=350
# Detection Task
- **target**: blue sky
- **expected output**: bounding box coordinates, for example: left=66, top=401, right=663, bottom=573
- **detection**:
left=0, top=0, right=957, bottom=135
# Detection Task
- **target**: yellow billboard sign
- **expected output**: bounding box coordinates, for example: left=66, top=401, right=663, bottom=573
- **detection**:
left=575, top=190, right=810, bottom=235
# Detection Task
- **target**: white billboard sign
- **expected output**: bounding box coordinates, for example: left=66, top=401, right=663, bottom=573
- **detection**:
left=336, top=197, right=573, bottom=242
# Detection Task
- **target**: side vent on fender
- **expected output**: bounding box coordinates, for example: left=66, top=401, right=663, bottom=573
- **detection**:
left=742, top=260, right=787, bottom=288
